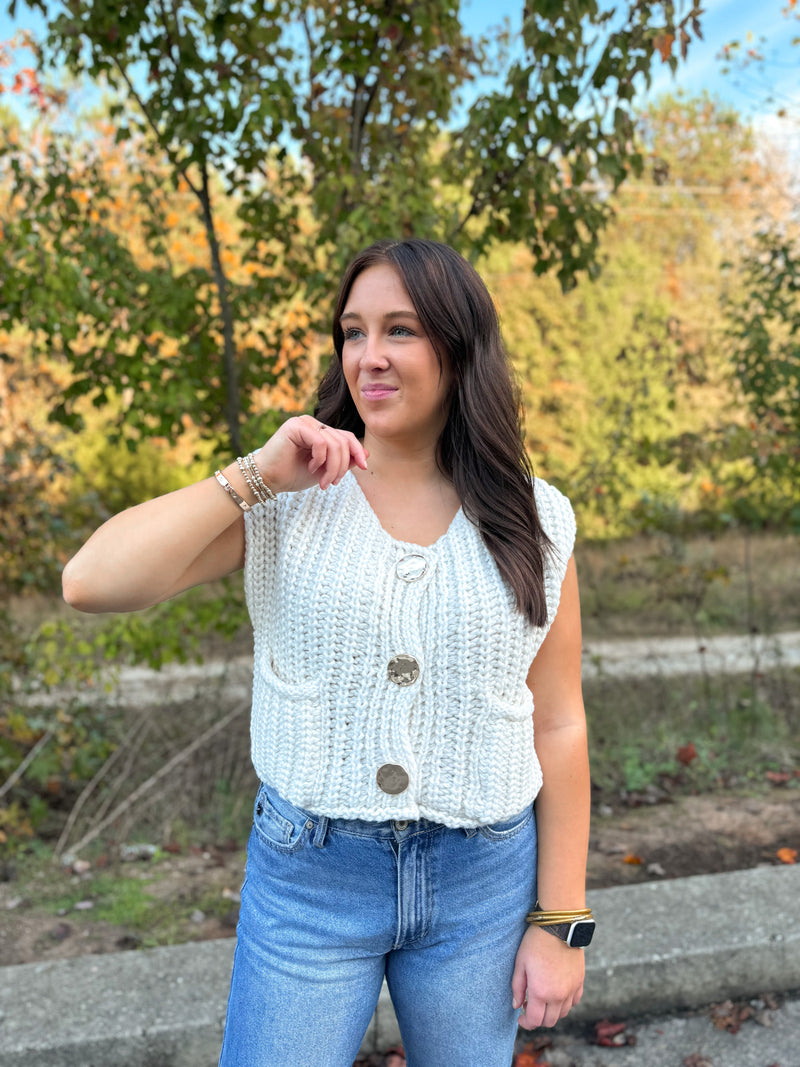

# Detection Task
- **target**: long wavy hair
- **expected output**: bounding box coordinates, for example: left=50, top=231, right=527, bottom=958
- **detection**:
left=315, top=238, right=552, bottom=627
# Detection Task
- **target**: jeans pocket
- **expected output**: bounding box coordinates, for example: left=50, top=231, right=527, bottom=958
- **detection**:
left=252, top=785, right=314, bottom=855
left=477, top=805, right=534, bottom=842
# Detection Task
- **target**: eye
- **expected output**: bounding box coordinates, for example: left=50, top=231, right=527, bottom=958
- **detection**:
left=389, top=325, right=416, bottom=337
left=342, top=326, right=363, bottom=341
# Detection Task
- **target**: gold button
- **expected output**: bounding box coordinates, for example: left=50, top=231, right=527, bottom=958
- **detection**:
left=388, top=654, right=420, bottom=686
left=394, top=820, right=409, bottom=831
left=377, top=764, right=410, bottom=795
left=396, top=554, right=428, bottom=582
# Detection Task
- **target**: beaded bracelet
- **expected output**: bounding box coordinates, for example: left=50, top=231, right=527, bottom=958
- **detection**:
left=243, top=452, right=277, bottom=502
left=236, top=456, right=260, bottom=503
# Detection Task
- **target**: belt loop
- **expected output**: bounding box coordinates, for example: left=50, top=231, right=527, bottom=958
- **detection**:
left=313, top=815, right=329, bottom=848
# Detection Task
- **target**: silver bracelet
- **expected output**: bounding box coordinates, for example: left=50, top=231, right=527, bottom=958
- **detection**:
left=214, top=470, right=251, bottom=512
left=244, top=452, right=277, bottom=502
left=236, top=456, right=260, bottom=504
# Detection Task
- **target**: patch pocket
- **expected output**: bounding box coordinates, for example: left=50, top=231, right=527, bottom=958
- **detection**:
left=477, top=805, right=534, bottom=842
left=252, top=786, right=313, bottom=855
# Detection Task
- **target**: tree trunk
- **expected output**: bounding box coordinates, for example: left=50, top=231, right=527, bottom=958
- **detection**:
left=199, top=162, right=242, bottom=456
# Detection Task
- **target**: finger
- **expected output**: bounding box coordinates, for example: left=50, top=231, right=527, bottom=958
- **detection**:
left=347, top=433, right=369, bottom=470
left=307, top=424, right=336, bottom=478
left=319, top=429, right=349, bottom=487
left=518, top=997, right=545, bottom=1031
left=329, top=435, right=352, bottom=486
left=543, top=999, right=565, bottom=1028
left=511, top=958, right=528, bottom=1011
left=307, top=436, right=328, bottom=475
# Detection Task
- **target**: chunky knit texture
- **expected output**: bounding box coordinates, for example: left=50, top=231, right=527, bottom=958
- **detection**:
left=243, top=472, right=576, bottom=827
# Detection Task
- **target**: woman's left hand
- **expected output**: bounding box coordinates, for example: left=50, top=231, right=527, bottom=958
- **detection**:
left=511, top=923, right=585, bottom=1029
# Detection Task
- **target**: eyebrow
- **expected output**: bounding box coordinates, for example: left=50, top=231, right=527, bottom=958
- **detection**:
left=339, top=309, right=421, bottom=323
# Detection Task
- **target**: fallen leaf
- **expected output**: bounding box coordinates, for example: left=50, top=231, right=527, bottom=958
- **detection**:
left=623, top=853, right=643, bottom=865
left=594, top=1019, right=628, bottom=1046
left=776, top=847, right=797, bottom=864
left=512, top=1050, right=546, bottom=1067
left=513, top=1036, right=553, bottom=1065
left=710, top=998, right=752, bottom=1033
left=48, top=922, right=72, bottom=942
left=766, top=771, right=791, bottom=785
left=683, top=1055, right=713, bottom=1067
left=677, top=742, right=698, bottom=765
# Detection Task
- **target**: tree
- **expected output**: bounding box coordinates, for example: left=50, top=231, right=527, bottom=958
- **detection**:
left=722, top=229, right=800, bottom=527
left=3, top=0, right=704, bottom=454
left=484, top=94, right=786, bottom=536
left=715, top=2, right=800, bottom=526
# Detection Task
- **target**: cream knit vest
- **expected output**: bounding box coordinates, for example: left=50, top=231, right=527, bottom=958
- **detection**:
left=243, top=471, right=576, bottom=827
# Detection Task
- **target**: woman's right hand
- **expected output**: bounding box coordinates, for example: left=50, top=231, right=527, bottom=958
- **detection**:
left=253, top=416, right=369, bottom=494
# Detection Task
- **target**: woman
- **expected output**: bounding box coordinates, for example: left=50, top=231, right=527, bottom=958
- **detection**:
left=63, top=239, right=591, bottom=1067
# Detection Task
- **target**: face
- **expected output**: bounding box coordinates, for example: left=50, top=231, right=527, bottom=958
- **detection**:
left=339, top=263, right=452, bottom=450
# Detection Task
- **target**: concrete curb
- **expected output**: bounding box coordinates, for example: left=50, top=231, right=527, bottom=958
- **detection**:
left=1, top=866, right=798, bottom=1065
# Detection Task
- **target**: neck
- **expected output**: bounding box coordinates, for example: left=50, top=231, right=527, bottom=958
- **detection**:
left=360, top=432, right=444, bottom=488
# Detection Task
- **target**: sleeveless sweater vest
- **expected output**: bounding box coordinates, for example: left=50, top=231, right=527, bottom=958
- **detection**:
left=243, top=471, right=576, bottom=827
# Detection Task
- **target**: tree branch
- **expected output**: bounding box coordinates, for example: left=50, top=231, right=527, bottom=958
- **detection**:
left=65, top=701, right=249, bottom=856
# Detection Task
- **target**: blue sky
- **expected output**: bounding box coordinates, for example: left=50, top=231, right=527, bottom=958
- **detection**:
left=2, top=0, right=798, bottom=126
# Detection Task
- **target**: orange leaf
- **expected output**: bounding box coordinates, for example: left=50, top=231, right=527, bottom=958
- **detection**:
left=776, top=847, right=797, bottom=865
left=623, top=853, right=643, bottom=865
left=677, top=742, right=698, bottom=765
left=766, top=770, right=790, bottom=785
left=513, top=1049, right=548, bottom=1067
left=653, top=33, right=675, bottom=61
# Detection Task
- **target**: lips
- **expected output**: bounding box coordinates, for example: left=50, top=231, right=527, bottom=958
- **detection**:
left=361, top=384, right=398, bottom=400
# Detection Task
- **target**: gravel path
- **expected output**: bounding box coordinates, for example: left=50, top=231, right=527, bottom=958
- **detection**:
left=22, top=631, right=800, bottom=709
left=581, top=630, right=800, bottom=680
left=97, top=630, right=800, bottom=707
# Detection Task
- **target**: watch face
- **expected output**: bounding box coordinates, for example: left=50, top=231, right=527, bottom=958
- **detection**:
left=568, top=920, right=595, bottom=948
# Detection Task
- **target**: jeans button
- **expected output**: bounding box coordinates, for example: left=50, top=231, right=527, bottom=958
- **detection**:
left=394, top=820, right=409, bottom=831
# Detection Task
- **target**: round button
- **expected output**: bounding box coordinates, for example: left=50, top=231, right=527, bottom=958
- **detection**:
left=387, top=654, right=420, bottom=686
left=377, top=764, right=410, bottom=795
left=396, top=554, right=428, bottom=582
left=393, top=820, right=409, bottom=831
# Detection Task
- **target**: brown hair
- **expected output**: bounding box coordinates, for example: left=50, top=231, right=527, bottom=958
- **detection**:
left=316, top=238, right=552, bottom=627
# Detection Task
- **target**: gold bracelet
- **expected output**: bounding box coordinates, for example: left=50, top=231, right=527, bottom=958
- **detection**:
left=526, top=902, right=593, bottom=926
left=214, top=470, right=251, bottom=512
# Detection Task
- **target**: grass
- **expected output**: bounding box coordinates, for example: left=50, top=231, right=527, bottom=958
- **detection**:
left=576, top=529, right=800, bottom=639
left=585, top=665, right=800, bottom=803
left=6, top=848, right=246, bottom=951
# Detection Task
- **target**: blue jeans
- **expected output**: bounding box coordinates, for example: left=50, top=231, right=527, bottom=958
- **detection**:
left=219, top=783, right=537, bottom=1067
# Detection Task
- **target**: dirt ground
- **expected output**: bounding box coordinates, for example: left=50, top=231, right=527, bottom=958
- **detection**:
left=1, top=788, right=798, bottom=969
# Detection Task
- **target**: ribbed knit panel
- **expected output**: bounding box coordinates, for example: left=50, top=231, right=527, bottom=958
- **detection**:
left=243, top=472, right=576, bottom=827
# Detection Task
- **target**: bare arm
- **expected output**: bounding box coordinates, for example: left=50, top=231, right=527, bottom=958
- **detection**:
left=512, top=555, right=591, bottom=1028
left=62, top=417, right=368, bottom=614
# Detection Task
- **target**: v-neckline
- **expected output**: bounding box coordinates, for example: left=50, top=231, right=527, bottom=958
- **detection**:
left=346, top=471, right=464, bottom=550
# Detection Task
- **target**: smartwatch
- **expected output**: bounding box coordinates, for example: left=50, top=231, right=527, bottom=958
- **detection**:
left=538, top=917, right=596, bottom=948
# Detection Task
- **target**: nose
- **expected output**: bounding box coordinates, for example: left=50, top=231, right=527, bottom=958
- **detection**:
left=361, top=333, right=390, bottom=369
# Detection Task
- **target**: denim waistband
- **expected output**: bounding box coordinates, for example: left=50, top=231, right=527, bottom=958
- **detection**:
left=258, top=781, right=532, bottom=844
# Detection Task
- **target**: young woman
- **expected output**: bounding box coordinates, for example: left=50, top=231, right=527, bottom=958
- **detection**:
left=63, top=239, right=592, bottom=1067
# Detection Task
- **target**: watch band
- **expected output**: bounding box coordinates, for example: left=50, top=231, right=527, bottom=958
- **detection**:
left=538, top=918, right=596, bottom=948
